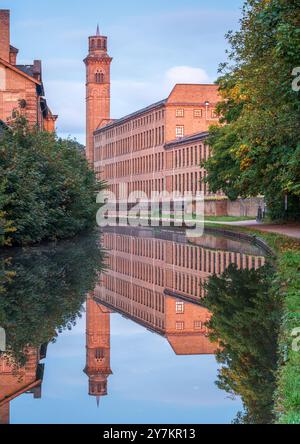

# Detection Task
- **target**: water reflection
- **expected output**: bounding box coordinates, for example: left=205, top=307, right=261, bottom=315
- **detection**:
left=0, top=227, right=273, bottom=424
left=89, top=226, right=267, bottom=405
left=204, top=263, right=281, bottom=424
left=0, top=233, right=105, bottom=424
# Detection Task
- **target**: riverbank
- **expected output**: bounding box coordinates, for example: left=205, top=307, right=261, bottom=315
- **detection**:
left=204, top=222, right=300, bottom=424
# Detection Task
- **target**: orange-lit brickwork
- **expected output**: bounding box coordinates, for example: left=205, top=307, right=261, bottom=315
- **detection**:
left=0, top=10, right=57, bottom=131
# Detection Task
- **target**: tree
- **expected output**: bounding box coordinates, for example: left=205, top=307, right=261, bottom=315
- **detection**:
left=203, top=264, right=282, bottom=424
left=0, top=118, right=105, bottom=246
left=205, top=0, right=300, bottom=220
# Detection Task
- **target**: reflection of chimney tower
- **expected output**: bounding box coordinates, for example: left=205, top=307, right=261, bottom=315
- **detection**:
left=84, top=296, right=112, bottom=404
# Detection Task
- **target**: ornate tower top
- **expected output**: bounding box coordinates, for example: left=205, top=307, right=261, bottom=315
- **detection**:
left=84, top=297, right=113, bottom=403
left=87, top=25, right=109, bottom=57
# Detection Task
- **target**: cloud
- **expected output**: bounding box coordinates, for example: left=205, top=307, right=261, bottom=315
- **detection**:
left=164, top=66, right=211, bottom=88
left=111, top=65, right=211, bottom=118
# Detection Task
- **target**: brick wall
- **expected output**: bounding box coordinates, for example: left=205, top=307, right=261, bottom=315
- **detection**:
left=204, top=197, right=265, bottom=218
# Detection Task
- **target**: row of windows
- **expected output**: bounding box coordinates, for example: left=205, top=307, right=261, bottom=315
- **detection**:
left=96, top=106, right=217, bottom=144
left=105, top=235, right=165, bottom=261
left=107, top=174, right=214, bottom=200
left=104, top=152, right=165, bottom=179
left=95, top=126, right=165, bottom=161
left=132, top=109, right=165, bottom=129
left=104, top=275, right=165, bottom=313
left=172, top=243, right=265, bottom=274
left=107, top=256, right=165, bottom=287
left=175, top=108, right=218, bottom=119
left=175, top=321, right=207, bottom=332
left=108, top=179, right=165, bottom=199
left=172, top=171, right=210, bottom=195
left=96, top=109, right=165, bottom=142
left=97, top=287, right=165, bottom=330
left=174, top=272, right=206, bottom=299
left=174, top=144, right=210, bottom=168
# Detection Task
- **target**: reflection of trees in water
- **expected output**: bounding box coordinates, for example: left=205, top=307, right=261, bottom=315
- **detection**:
left=0, top=232, right=105, bottom=365
left=204, top=263, right=282, bottom=424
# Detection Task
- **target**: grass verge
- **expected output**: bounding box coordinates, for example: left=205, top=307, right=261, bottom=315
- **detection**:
left=203, top=222, right=300, bottom=424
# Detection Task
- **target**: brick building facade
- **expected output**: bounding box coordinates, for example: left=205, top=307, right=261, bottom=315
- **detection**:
left=0, top=10, right=57, bottom=131
left=85, top=29, right=221, bottom=200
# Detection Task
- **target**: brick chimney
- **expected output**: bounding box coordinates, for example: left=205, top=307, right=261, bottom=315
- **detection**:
left=0, top=10, right=10, bottom=62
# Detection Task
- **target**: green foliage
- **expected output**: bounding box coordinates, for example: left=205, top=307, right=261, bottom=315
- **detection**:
left=205, top=0, right=300, bottom=221
left=0, top=231, right=105, bottom=365
left=275, top=250, right=300, bottom=424
left=0, top=118, right=104, bottom=246
left=204, top=263, right=282, bottom=424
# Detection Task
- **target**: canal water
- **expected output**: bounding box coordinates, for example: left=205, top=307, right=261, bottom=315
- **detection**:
left=0, top=226, right=276, bottom=424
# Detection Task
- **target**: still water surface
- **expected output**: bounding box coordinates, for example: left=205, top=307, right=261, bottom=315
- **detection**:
left=0, top=227, right=272, bottom=424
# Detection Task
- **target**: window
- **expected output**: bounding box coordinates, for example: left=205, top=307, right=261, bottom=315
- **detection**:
left=211, top=109, right=218, bottom=118
left=95, top=70, right=105, bottom=83
left=176, top=109, right=184, bottom=117
left=176, top=125, right=184, bottom=138
left=194, top=321, right=203, bottom=330
left=194, top=109, right=203, bottom=118
left=95, top=348, right=105, bottom=360
left=176, top=321, right=185, bottom=331
left=176, top=302, right=185, bottom=314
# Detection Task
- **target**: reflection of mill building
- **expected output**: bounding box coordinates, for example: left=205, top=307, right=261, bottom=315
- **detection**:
left=0, top=345, right=47, bottom=424
left=97, top=226, right=266, bottom=298
left=93, top=228, right=266, bottom=351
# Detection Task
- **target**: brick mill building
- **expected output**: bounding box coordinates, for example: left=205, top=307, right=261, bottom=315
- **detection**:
left=85, top=28, right=221, bottom=200
left=0, top=10, right=57, bottom=131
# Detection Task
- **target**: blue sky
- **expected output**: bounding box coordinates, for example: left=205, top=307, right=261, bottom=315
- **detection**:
left=3, top=0, right=244, bottom=143
left=11, top=312, right=242, bottom=424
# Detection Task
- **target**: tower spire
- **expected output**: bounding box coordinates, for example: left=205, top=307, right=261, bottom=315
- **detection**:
left=96, top=24, right=100, bottom=36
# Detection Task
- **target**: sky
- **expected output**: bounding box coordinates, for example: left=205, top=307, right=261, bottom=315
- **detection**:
left=2, top=0, right=244, bottom=143
left=12, top=312, right=242, bottom=424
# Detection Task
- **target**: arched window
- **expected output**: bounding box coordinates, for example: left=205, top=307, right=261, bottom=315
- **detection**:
left=95, top=348, right=105, bottom=360
left=95, top=70, right=105, bottom=83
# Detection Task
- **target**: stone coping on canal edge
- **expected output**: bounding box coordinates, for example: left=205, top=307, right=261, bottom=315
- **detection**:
left=201, top=226, right=275, bottom=258
left=103, top=216, right=275, bottom=258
